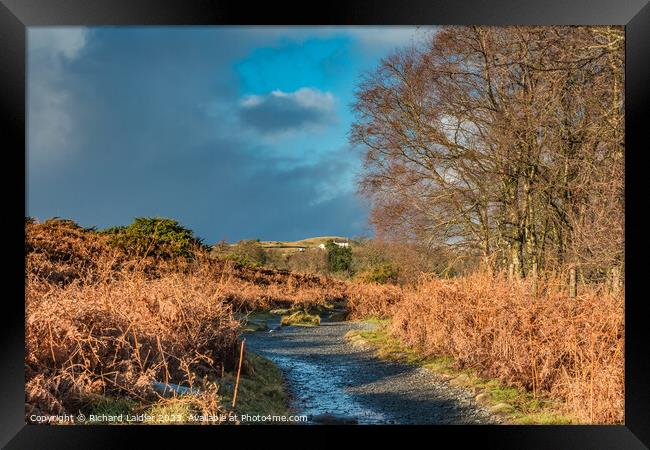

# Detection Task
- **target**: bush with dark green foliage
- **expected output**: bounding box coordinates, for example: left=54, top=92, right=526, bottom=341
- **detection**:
left=101, top=225, right=127, bottom=235
left=325, top=241, right=353, bottom=273
left=100, top=217, right=205, bottom=259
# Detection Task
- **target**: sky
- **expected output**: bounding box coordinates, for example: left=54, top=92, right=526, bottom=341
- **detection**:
left=27, top=26, right=426, bottom=243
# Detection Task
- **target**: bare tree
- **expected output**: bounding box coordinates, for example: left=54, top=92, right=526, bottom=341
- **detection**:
left=352, top=26, right=624, bottom=285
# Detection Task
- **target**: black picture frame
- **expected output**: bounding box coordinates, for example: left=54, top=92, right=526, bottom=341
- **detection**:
left=2, top=0, right=648, bottom=448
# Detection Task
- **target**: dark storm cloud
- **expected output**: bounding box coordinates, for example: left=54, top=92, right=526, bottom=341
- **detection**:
left=200, top=145, right=371, bottom=242
left=28, top=125, right=369, bottom=243
left=26, top=27, right=394, bottom=242
left=239, top=88, right=336, bottom=134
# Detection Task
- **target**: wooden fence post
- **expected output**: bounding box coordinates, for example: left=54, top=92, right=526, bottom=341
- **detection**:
left=232, top=338, right=246, bottom=408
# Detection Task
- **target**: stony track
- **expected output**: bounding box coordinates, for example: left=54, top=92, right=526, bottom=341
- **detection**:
left=245, top=319, right=496, bottom=425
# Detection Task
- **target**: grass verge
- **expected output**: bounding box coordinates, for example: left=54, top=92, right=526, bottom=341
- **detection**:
left=219, top=352, right=291, bottom=420
left=345, top=320, right=574, bottom=425
left=84, top=351, right=290, bottom=425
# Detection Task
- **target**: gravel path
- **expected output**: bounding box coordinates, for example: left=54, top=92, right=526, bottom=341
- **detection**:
left=245, top=319, right=496, bottom=425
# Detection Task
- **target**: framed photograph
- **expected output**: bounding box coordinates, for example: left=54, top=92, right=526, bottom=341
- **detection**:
left=2, top=0, right=648, bottom=447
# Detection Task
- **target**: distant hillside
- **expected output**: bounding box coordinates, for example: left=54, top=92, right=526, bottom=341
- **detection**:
left=210, top=236, right=354, bottom=261
left=260, top=236, right=350, bottom=249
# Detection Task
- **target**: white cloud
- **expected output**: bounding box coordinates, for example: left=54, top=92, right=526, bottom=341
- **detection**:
left=28, top=28, right=89, bottom=165
left=28, top=85, right=74, bottom=156
left=239, top=88, right=337, bottom=135
left=29, top=27, right=88, bottom=60
left=241, top=88, right=334, bottom=109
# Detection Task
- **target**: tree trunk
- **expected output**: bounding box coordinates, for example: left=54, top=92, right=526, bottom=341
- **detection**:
left=511, top=237, right=524, bottom=279
left=569, top=266, right=577, bottom=298
left=531, top=260, right=538, bottom=297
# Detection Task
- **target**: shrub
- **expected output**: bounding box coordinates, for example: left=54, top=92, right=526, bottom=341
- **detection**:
left=286, top=248, right=328, bottom=274
left=356, top=262, right=400, bottom=284
left=101, top=217, right=204, bottom=259
left=326, top=241, right=352, bottom=273
left=26, top=218, right=121, bottom=287
left=351, top=237, right=461, bottom=284
left=386, top=273, right=624, bottom=424
left=26, top=219, right=349, bottom=418
left=347, top=282, right=404, bottom=319
left=220, top=239, right=267, bottom=269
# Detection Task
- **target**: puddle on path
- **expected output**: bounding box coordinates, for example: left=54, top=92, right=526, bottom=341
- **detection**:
left=266, top=353, right=388, bottom=424
left=245, top=319, right=391, bottom=424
